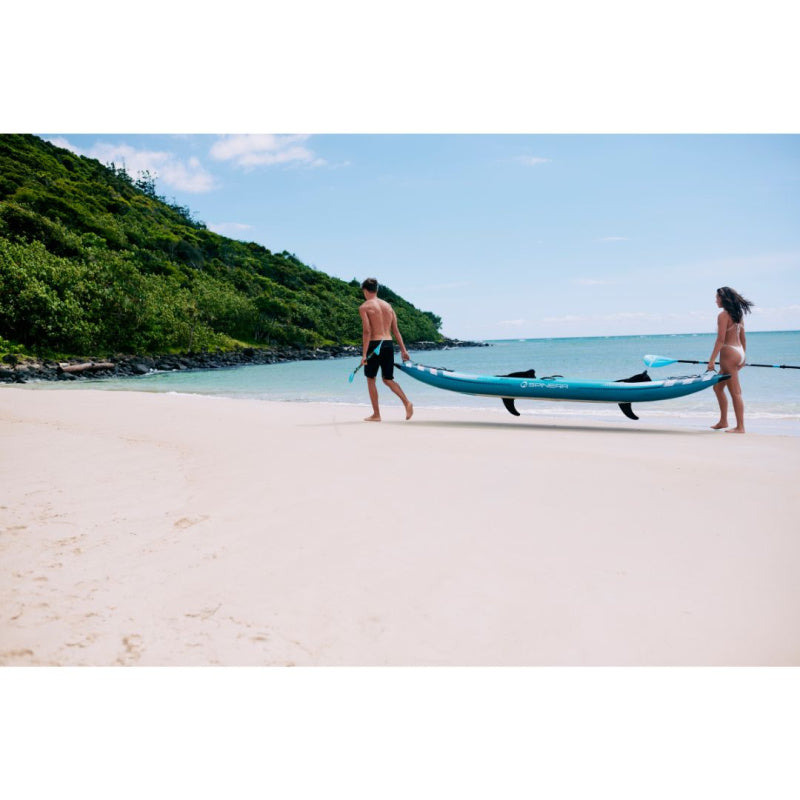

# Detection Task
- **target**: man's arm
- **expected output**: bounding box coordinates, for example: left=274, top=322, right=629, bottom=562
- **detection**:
left=390, top=309, right=410, bottom=362
left=359, top=306, right=372, bottom=362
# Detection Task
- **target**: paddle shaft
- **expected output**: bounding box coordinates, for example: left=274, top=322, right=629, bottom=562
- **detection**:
left=675, top=358, right=800, bottom=370
left=348, top=341, right=385, bottom=380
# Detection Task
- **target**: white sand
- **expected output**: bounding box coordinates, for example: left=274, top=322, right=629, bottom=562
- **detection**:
left=1, top=387, right=798, bottom=665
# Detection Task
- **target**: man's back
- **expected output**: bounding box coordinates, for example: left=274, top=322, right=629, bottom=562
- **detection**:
left=360, top=297, right=395, bottom=340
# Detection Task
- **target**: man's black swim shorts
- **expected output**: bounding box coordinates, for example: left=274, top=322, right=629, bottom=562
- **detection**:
left=364, top=340, right=394, bottom=380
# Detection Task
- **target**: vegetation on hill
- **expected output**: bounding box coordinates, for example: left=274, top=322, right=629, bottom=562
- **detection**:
left=0, top=134, right=442, bottom=358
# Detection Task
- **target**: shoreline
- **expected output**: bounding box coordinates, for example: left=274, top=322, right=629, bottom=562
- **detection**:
left=2, top=389, right=799, bottom=666
left=15, top=381, right=800, bottom=438
left=0, top=338, right=489, bottom=385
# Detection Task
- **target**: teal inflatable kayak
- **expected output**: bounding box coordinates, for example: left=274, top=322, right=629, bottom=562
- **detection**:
left=395, top=361, right=730, bottom=420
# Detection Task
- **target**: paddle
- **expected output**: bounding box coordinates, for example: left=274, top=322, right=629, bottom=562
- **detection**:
left=348, top=340, right=383, bottom=382
left=643, top=354, right=800, bottom=370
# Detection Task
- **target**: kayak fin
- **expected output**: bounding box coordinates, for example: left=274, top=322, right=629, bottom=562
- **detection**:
left=502, top=398, right=520, bottom=416
left=614, top=370, right=651, bottom=421
left=499, top=371, right=535, bottom=416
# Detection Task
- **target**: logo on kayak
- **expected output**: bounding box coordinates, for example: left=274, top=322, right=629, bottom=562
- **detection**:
left=521, top=381, right=569, bottom=390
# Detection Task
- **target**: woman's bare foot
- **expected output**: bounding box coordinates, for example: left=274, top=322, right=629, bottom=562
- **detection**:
left=711, top=422, right=728, bottom=430
left=725, top=427, right=745, bottom=434
left=405, top=402, right=414, bottom=420
left=364, top=414, right=381, bottom=422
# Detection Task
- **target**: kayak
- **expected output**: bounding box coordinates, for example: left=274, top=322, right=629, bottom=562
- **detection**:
left=395, top=360, right=730, bottom=420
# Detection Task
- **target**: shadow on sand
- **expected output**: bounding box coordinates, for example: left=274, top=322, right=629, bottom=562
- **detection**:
left=301, top=416, right=704, bottom=436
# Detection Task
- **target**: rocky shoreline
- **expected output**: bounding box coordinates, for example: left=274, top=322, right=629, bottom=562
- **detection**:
left=0, top=338, right=489, bottom=384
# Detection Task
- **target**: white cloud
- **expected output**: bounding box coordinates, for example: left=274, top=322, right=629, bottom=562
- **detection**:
left=207, top=222, right=254, bottom=238
left=602, top=311, right=655, bottom=321
left=572, top=278, right=614, bottom=286
left=46, top=136, right=80, bottom=154
left=45, top=137, right=216, bottom=193
left=751, top=304, right=800, bottom=327
left=542, top=311, right=660, bottom=324
left=209, top=134, right=325, bottom=169
left=516, top=156, right=550, bottom=166
left=498, top=319, right=528, bottom=327
left=597, top=236, right=629, bottom=242
left=537, top=305, right=800, bottom=335
left=155, top=155, right=215, bottom=193
left=541, top=314, right=583, bottom=324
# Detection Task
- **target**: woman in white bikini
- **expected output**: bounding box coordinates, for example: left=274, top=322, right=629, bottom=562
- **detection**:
left=707, top=286, right=754, bottom=433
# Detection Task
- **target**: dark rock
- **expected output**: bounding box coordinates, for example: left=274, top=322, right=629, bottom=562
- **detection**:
left=0, top=339, right=487, bottom=384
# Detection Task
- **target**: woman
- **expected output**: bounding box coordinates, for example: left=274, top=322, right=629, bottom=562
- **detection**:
left=707, top=286, right=754, bottom=433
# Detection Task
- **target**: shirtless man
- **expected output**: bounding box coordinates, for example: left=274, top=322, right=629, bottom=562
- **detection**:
left=358, top=277, right=413, bottom=421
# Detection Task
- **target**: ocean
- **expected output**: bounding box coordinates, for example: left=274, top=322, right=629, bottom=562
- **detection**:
left=28, top=331, right=800, bottom=436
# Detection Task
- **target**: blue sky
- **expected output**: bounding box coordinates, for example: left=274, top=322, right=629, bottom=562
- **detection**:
left=43, top=134, right=800, bottom=340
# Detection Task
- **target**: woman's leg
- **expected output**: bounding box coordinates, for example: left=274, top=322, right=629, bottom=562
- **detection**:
left=711, top=381, right=729, bottom=429
left=719, top=350, right=745, bottom=433
left=726, top=370, right=745, bottom=433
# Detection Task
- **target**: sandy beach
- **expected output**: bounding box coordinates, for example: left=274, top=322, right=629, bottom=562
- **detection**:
left=1, top=387, right=798, bottom=666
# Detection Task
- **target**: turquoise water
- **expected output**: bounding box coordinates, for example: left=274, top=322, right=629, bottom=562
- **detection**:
left=29, top=331, right=800, bottom=435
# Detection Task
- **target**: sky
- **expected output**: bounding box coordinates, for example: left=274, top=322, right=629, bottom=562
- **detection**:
left=42, top=133, right=800, bottom=340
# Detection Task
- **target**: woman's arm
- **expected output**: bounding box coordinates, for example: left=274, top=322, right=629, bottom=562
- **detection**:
left=707, top=311, right=727, bottom=371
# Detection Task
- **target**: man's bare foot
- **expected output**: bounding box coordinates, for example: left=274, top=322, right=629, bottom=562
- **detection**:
left=711, top=422, right=728, bottom=430
left=405, top=402, right=414, bottom=420
left=725, top=427, right=745, bottom=434
left=364, top=415, right=381, bottom=422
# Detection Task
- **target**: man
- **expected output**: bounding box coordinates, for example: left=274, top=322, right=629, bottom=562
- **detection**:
left=358, top=277, right=413, bottom=421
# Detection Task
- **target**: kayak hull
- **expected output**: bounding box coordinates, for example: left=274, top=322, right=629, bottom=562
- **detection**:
left=395, top=361, right=729, bottom=404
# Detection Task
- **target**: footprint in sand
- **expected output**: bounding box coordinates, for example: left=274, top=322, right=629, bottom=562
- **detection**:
left=0, top=649, right=35, bottom=664
left=185, top=604, right=221, bottom=621
left=174, top=515, right=210, bottom=530
left=116, top=634, right=144, bottom=664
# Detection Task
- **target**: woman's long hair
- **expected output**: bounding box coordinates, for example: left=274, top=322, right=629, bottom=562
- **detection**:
left=717, top=286, right=754, bottom=324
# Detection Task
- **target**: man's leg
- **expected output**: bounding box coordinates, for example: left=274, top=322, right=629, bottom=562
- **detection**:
left=383, top=379, right=413, bottom=420
left=365, top=377, right=381, bottom=421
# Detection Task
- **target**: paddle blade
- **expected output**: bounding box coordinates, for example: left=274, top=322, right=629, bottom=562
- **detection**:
left=643, top=354, right=677, bottom=368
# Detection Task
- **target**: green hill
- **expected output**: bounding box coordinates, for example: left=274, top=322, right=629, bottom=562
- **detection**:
left=0, top=134, right=442, bottom=359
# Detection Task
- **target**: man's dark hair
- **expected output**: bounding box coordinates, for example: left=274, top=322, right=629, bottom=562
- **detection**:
left=361, top=278, right=379, bottom=293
